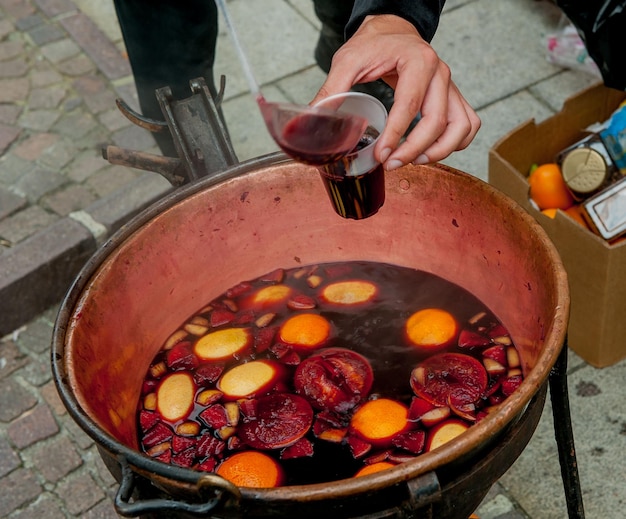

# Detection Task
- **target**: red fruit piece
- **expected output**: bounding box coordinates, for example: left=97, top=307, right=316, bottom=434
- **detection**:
left=410, top=353, right=488, bottom=407
left=142, top=422, right=173, bottom=448
left=197, top=457, right=217, bottom=472
left=210, top=308, right=236, bottom=327
left=239, top=393, right=313, bottom=450
left=254, top=326, right=276, bottom=353
left=458, top=329, right=491, bottom=349
left=172, top=434, right=197, bottom=454
left=166, top=341, right=198, bottom=370
left=171, top=447, right=196, bottom=467
left=199, top=404, right=229, bottom=430
left=196, top=434, right=226, bottom=458
left=287, top=294, right=317, bottom=310
left=482, top=345, right=506, bottom=365
left=447, top=388, right=478, bottom=422
left=294, top=348, right=373, bottom=413
left=501, top=374, right=523, bottom=396
left=408, top=397, right=435, bottom=421
left=139, top=410, right=159, bottom=432
left=391, top=430, right=426, bottom=454
left=347, top=435, right=372, bottom=459
left=281, top=437, right=314, bottom=459
left=193, top=363, right=225, bottom=386
left=225, top=282, right=253, bottom=298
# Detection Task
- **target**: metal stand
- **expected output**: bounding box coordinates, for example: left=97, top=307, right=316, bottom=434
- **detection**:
left=549, top=337, right=585, bottom=518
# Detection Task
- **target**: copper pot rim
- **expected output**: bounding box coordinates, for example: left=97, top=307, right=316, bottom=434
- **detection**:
left=52, top=153, right=569, bottom=501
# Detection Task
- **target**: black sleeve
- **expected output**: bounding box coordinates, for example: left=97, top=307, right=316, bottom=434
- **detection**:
left=346, top=0, right=446, bottom=42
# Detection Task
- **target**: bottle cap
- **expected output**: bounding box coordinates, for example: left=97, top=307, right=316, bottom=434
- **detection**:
left=561, top=148, right=607, bottom=195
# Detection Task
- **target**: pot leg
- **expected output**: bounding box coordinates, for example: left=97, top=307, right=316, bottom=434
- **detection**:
left=549, top=337, right=586, bottom=519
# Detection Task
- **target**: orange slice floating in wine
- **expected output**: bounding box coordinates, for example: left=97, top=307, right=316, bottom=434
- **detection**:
left=217, top=360, right=284, bottom=400
left=350, top=398, right=409, bottom=446
left=354, top=461, right=395, bottom=478
left=279, top=313, right=330, bottom=350
left=251, top=284, right=292, bottom=307
left=217, top=451, right=284, bottom=488
left=320, top=280, right=378, bottom=305
left=156, top=372, right=196, bottom=423
left=194, top=328, right=252, bottom=361
left=405, top=308, right=458, bottom=350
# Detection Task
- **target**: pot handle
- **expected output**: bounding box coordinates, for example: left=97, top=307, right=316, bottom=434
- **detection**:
left=114, top=456, right=241, bottom=517
left=404, top=471, right=442, bottom=516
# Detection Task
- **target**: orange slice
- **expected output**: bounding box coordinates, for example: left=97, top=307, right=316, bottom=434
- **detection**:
left=279, top=313, right=330, bottom=349
left=194, top=328, right=252, bottom=361
left=217, top=451, right=284, bottom=488
left=217, top=360, right=284, bottom=399
left=321, top=280, right=377, bottom=305
left=350, top=398, right=409, bottom=446
left=251, top=285, right=292, bottom=306
left=354, top=461, right=395, bottom=478
left=156, top=372, right=196, bottom=423
left=405, top=308, right=458, bottom=349
left=426, top=419, right=469, bottom=452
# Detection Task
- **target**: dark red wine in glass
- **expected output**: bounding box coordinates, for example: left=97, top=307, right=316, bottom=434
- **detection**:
left=318, top=131, right=385, bottom=219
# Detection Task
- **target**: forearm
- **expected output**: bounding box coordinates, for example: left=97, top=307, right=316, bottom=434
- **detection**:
left=347, top=0, right=446, bottom=41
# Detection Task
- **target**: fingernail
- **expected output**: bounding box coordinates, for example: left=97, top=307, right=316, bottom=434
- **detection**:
left=379, top=147, right=392, bottom=163
left=385, top=159, right=403, bottom=171
left=413, top=154, right=429, bottom=165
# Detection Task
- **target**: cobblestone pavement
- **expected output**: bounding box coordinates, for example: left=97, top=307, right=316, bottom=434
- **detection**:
left=2, top=0, right=625, bottom=518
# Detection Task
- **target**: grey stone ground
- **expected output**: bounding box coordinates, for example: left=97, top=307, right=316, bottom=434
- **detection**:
left=1, top=0, right=625, bottom=517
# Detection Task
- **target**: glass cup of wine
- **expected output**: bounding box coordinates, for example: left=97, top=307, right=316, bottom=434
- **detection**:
left=313, top=92, right=388, bottom=220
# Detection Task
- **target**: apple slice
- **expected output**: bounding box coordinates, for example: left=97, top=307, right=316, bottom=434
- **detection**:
left=426, top=419, right=469, bottom=452
left=320, top=280, right=378, bottom=305
left=420, top=406, right=452, bottom=428
left=194, top=328, right=252, bottom=361
left=217, top=360, right=285, bottom=400
left=156, top=372, right=196, bottom=423
left=350, top=398, right=410, bottom=447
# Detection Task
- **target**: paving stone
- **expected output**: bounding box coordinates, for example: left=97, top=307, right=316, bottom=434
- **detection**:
left=38, top=136, right=78, bottom=170
left=65, top=150, right=109, bottom=183
left=12, top=132, right=59, bottom=161
left=0, top=153, right=34, bottom=184
left=0, top=39, right=23, bottom=61
left=0, top=378, right=37, bottom=423
left=51, top=109, right=100, bottom=141
left=98, top=107, right=132, bottom=132
left=0, top=206, right=58, bottom=245
left=111, top=123, right=158, bottom=152
left=31, top=435, right=83, bottom=483
left=34, top=0, right=76, bottom=17
left=61, top=414, right=95, bottom=451
left=0, top=436, right=21, bottom=478
left=1, top=0, right=36, bottom=19
left=7, top=403, right=59, bottom=448
left=56, top=53, right=95, bottom=76
left=0, top=123, right=22, bottom=155
left=29, top=85, right=68, bottom=110
left=14, top=13, right=44, bottom=31
left=60, top=12, right=131, bottom=81
left=0, top=19, right=14, bottom=39
left=27, top=21, right=66, bottom=46
left=18, top=355, right=53, bottom=386
left=82, top=499, right=119, bottom=519
left=12, top=167, right=67, bottom=204
left=0, top=339, right=29, bottom=379
left=40, top=38, right=80, bottom=64
left=40, top=379, right=67, bottom=416
left=10, top=493, right=67, bottom=519
left=30, top=66, right=63, bottom=88
left=0, top=468, right=42, bottom=517
left=1, top=57, right=29, bottom=77
left=41, top=183, right=98, bottom=216
left=19, top=108, right=61, bottom=132
left=0, top=77, right=30, bottom=103
left=0, top=104, right=23, bottom=124
left=54, top=471, right=106, bottom=516
left=0, top=217, right=96, bottom=336
left=84, top=164, right=141, bottom=198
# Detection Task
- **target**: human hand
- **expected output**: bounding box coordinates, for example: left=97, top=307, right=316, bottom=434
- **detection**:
left=311, top=15, right=480, bottom=171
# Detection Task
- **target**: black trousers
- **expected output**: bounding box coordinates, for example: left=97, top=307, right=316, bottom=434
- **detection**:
left=113, top=0, right=355, bottom=155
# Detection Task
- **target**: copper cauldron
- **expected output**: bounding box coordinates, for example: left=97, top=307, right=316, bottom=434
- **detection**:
left=52, top=156, right=569, bottom=518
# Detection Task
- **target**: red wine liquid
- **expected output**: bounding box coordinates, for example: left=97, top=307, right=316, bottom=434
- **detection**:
left=137, top=261, right=522, bottom=486
left=276, top=112, right=366, bottom=166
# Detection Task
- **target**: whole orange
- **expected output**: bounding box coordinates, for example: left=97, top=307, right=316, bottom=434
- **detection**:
left=528, top=163, right=574, bottom=210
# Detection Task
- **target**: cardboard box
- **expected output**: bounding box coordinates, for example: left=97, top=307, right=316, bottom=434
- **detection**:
left=489, top=82, right=626, bottom=368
